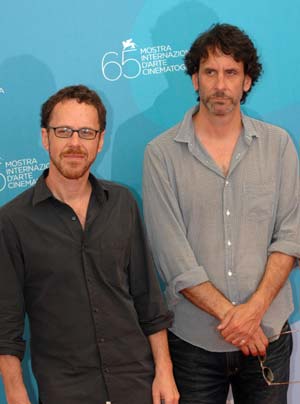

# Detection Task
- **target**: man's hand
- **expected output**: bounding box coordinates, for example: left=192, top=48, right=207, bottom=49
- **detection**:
left=217, top=298, right=265, bottom=346
left=239, top=326, right=269, bottom=357
left=152, top=365, right=179, bottom=404
left=217, top=252, right=295, bottom=351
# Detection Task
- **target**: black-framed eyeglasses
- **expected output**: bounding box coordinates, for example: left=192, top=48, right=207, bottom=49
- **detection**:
left=258, top=329, right=300, bottom=386
left=48, top=126, right=101, bottom=140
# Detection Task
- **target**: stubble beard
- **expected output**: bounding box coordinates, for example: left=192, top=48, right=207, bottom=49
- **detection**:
left=202, top=91, right=238, bottom=116
left=49, top=146, right=95, bottom=180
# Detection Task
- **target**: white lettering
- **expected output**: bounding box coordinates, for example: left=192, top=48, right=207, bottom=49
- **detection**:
left=8, top=179, right=36, bottom=189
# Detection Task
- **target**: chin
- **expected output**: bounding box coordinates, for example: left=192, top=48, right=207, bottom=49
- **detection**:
left=60, top=167, right=89, bottom=180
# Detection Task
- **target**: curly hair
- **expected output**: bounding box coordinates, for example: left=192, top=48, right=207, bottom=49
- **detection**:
left=41, top=85, right=106, bottom=129
left=184, top=23, right=262, bottom=103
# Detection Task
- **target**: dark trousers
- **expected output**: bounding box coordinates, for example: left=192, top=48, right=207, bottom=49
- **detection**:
left=168, top=324, right=292, bottom=404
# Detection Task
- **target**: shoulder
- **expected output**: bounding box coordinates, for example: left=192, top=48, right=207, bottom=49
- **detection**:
left=147, top=122, right=181, bottom=151
left=243, top=115, right=291, bottom=141
left=145, top=106, right=197, bottom=157
left=243, top=114, right=297, bottom=157
left=96, top=178, right=137, bottom=206
left=97, top=178, right=132, bottom=195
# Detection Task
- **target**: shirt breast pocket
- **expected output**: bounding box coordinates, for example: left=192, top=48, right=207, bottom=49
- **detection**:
left=243, top=183, right=275, bottom=221
left=97, top=240, right=129, bottom=288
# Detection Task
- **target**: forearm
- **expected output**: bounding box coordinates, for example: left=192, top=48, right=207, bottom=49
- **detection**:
left=0, top=355, right=30, bottom=404
left=148, top=329, right=173, bottom=371
left=181, top=281, right=234, bottom=320
left=148, top=330, right=179, bottom=404
left=249, top=252, right=295, bottom=315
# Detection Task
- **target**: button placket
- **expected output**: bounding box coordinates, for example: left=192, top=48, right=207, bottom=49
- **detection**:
left=223, top=177, right=239, bottom=304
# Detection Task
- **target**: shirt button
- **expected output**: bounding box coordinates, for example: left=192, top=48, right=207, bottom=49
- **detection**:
left=228, top=271, right=233, bottom=276
left=99, top=338, right=105, bottom=343
left=104, top=368, right=110, bottom=373
left=225, top=180, right=229, bottom=186
left=71, top=216, right=76, bottom=221
left=232, top=301, right=237, bottom=305
left=235, top=153, right=241, bottom=160
left=226, top=209, right=230, bottom=216
left=227, top=240, right=232, bottom=246
left=93, top=308, right=99, bottom=313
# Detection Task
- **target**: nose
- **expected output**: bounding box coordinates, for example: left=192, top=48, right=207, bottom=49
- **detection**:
left=215, top=72, right=226, bottom=90
left=69, top=130, right=81, bottom=145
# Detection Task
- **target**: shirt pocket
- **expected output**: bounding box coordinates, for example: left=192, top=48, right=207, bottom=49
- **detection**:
left=97, top=240, right=129, bottom=288
left=243, top=183, right=275, bottom=221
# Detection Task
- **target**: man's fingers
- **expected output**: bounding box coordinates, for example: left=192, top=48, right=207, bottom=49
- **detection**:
left=152, top=395, right=160, bottom=404
left=247, top=342, right=258, bottom=356
left=241, top=328, right=269, bottom=356
left=255, top=329, right=269, bottom=356
left=240, top=345, right=250, bottom=356
left=217, top=312, right=234, bottom=331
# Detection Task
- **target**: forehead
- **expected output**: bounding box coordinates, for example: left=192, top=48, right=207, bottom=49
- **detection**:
left=49, top=99, right=99, bottom=126
left=200, top=49, right=244, bottom=70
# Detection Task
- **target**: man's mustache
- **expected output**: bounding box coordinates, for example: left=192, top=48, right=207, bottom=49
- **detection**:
left=210, top=91, right=230, bottom=99
left=62, top=147, right=87, bottom=157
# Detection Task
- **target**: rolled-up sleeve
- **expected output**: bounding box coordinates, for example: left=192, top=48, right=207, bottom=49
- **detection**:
left=0, top=214, right=26, bottom=360
left=127, top=191, right=173, bottom=335
left=268, top=134, right=300, bottom=259
left=143, top=143, right=209, bottom=308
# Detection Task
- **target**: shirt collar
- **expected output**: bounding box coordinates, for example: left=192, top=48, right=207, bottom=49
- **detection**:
left=174, top=106, right=198, bottom=144
left=174, top=105, right=259, bottom=145
left=241, top=113, right=260, bottom=144
left=32, top=169, right=108, bottom=206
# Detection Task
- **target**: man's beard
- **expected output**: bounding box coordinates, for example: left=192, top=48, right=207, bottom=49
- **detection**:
left=202, top=90, right=239, bottom=116
left=50, top=146, right=95, bottom=180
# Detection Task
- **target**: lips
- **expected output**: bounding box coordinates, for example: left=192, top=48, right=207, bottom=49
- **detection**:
left=211, top=95, right=229, bottom=100
left=63, top=153, right=85, bottom=158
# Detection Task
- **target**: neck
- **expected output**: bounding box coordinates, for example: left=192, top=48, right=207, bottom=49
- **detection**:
left=193, top=104, right=243, bottom=139
left=45, top=164, right=92, bottom=204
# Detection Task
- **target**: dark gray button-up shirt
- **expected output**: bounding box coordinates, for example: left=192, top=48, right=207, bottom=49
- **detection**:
left=0, top=170, right=173, bottom=404
left=143, top=106, right=300, bottom=352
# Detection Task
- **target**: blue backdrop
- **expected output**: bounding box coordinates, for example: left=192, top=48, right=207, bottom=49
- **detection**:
left=0, top=1, right=299, bottom=402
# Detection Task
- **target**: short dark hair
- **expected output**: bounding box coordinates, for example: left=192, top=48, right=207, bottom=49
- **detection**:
left=184, top=23, right=262, bottom=103
left=41, top=85, right=106, bottom=129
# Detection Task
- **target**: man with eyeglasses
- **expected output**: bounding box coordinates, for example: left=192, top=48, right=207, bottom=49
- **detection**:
left=0, top=85, right=179, bottom=404
left=143, top=24, right=300, bottom=403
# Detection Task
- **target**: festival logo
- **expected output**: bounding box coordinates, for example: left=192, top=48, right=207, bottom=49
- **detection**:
left=0, top=87, right=4, bottom=94
left=101, top=38, right=187, bottom=81
left=0, top=156, right=49, bottom=192
left=0, top=158, right=6, bottom=192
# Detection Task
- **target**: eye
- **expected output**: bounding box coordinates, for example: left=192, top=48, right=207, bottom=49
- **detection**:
left=80, top=128, right=93, bottom=135
left=205, top=69, right=216, bottom=76
left=56, top=127, right=71, bottom=136
left=226, top=69, right=238, bottom=76
left=79, top=128, right=97, bottom=139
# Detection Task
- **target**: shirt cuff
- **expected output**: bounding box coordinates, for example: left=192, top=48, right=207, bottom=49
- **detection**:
left=0, top=340, right=25, bottom=361
left=165, top=267, right=209, bottom=308
left=268, top=240, right=300, bottom=259
left=141, top=310, right=174, bottom=336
